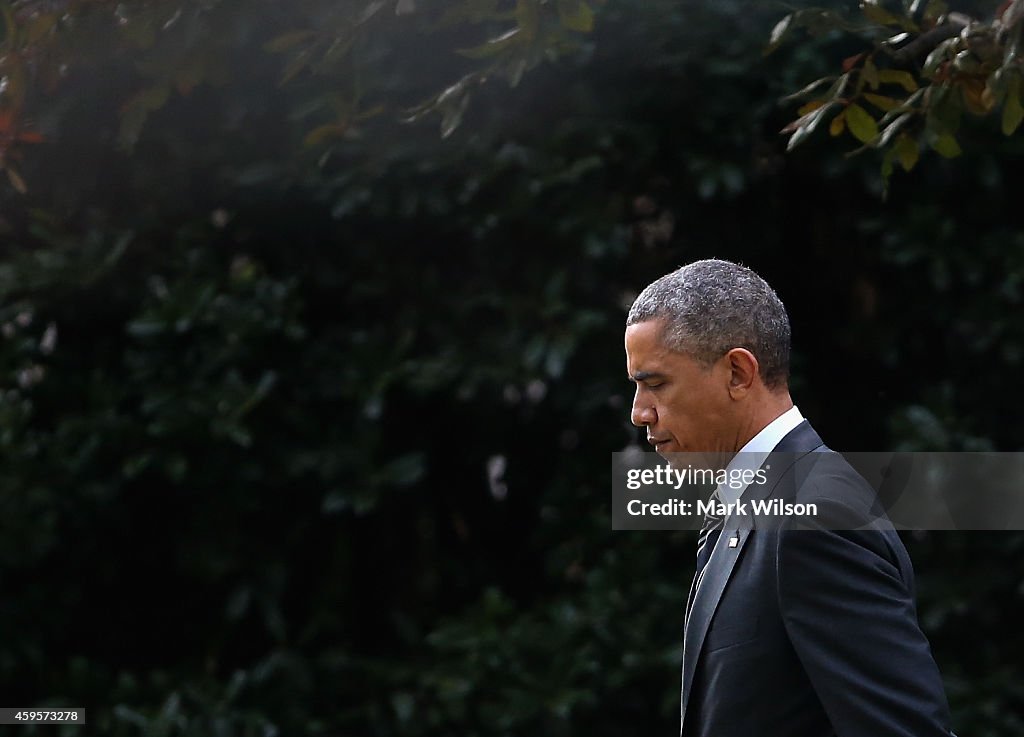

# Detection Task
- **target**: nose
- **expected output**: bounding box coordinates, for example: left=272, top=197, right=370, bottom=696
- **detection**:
left=631, top=389, right=656, bottom=427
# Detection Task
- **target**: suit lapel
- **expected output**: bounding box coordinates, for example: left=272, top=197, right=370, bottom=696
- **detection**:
left=680, top=421, right=825, bottom=727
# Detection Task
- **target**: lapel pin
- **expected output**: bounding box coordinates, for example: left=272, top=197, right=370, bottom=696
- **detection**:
left=728, top=534, right=740, bottom=548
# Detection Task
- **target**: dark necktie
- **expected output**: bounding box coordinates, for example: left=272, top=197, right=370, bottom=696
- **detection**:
left=696, top=488, right=724, bottom=577
left=685, top=487, right=724, bottom=622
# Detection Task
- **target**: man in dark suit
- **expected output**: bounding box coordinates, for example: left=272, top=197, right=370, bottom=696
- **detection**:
left=624, top=259, right=954, bottom=737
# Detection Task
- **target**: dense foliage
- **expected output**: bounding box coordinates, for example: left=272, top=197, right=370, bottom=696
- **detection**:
left=1, top=1, right=1022, bottom=735
left=773, top=0, right=1024, bottom=187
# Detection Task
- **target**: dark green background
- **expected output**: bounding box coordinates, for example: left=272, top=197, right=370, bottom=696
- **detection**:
left=1, top=0, right=1021, bottom=734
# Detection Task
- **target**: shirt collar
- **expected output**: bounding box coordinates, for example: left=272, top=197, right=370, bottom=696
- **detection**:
left=737, top=404, right=804, bottom=455
left=717, top=405, right=804, bottom=506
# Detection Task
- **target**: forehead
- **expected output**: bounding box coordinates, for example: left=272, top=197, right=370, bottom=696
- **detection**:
left=624, top=320, right=671, bottom=369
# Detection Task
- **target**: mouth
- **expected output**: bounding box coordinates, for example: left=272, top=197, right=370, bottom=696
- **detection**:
left=648, top=437, right=670, bottom=451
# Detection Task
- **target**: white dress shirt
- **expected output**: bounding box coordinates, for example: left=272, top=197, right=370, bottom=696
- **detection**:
left=716, top=404, right=805, bottom=508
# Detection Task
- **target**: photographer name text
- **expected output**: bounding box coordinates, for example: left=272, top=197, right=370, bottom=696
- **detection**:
left=626, top=497, right=818, bottom=517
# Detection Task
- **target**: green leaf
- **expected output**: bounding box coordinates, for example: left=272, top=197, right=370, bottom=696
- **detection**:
left=440, top=91, right=471, bottom=138
left=923, top=0, right=948, bottom=23
left=557, top=0, right=594, bottom=33
left=878, top=69, right=918, bottom=92
left=928, top=84, right=963, bottom=132
left=766, top=13, right=793, bottom=53
left=876, top=112, right=914, bottom=148
left=379, top=453, right=426, bottom=486
left=894, top=134, right=920, bottom=171
left=862, top=57, right=880, bottom=90
left=878, top=88, right=925, bottom=124
left=785, top=102, right=838, bottom=150
left=861, top=3, right=904, bottom=27
left=830, top=110, right=847, bottom=136
left=1002, top=0, right=1024, bottom=30
left=263, top=30, right=317, bottom=53
left=6, top=166, right=27, bottom=194
left=303, top=123, right=348, bottom=147
left=356, top=0, right=388, bottom=25
left=923, top=38, right=957, bottom=77
left=881, top=145, right=896, bottom=195
left=780, top=75, right=839, bottom=102
left=457, top=28, right=520, bottom=58
left=1, top=3, right=16, bottom=47
left=279, top=47, right=314, bottom=85
left=126, top=319, right=167, bottom=337
left=24, top=12, right=58, bottom=44
left=864, top=93, right=900, bottom=111
left=929, top=132, right=962, bottom=157
left=845, top=103, right=880, bottom=143
left=797, top=99, right=827, bottom=116
left=1002, top=76, right=1024, bottom=135
left=140, top=85, right=171, bottom=111
left=515, top=0, right=540, bottom=39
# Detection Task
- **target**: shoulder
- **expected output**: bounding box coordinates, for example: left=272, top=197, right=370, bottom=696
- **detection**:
left=775, top=450, right=914, bottom=585
left=792, top=449, right=889, bottom=530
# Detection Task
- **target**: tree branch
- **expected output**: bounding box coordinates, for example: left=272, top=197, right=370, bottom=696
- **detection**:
left=888, top=15, right=970, bottom=64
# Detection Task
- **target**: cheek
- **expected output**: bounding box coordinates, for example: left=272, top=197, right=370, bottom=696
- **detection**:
left=659, top=400, right=691, bottom=431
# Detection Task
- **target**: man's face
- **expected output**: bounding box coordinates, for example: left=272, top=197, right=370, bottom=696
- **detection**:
left=625, top=319, right=738, bottom=457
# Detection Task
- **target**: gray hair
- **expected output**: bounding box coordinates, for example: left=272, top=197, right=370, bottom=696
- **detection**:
left=626, top=259, right=791, bottom=389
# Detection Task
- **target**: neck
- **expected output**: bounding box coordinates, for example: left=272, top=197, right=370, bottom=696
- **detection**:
left=733, top=391, right=794, bottom=452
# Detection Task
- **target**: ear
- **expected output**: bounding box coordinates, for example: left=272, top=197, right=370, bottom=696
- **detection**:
left=724, top=348, right=759, bottom=398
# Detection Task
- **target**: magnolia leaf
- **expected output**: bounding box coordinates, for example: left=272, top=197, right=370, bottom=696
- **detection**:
left=923, top=38, right=958, bottom=77
left=140, top=85, right=171, bottom=111
left=780, top=104, right=825, bottom=134
left=845, top=103, right=880, bottom=143
left=960, top=79, right=992, bottom=115
left=830, top=110, right=847, bottom=136
left=924, top=0, right=948, bottom=23
left=798, top=99, right=827, bottom=116
left=877, top=112, right=914, bottom=148
left=15, top=128, right=45, bottom=144
left=1002, top=76, right=1024, bottom=134
left=515, top=0, right=540, bottom=39
left=862, top=57, right=880, bottom=90
left=1, top=3, right=16, bottom=47
left=929, top=131, right=962, bottom=157
left=785, top=102, right=838, bottom=150
left=279, top=48, right=315, bottom=85
left=780, top=75, right=839, bottom=102
left=458, top=28, right=521, bottom=58
left=864, top=93, right=900, bottom=111
left=881, top=145, right=896, bottom=193
left=6, top=166, right=27, bottom=194
left=25, top=12, right=58, bottom=43
left=440, top=92, right=471, bottom=138
left=263, top=30, right=317, bottom=53
left=842, top=52, right=866, bottom=72
left=1002, top=0, right=1024, bottom=29
left=786, top=122, right=815, bottom=151
left=354, top=104, right=386, bottom=121
left=357, top=0, right=388, bottom=25
left=861, top=3, right=904, bottom=27
left=927, top=84, right=964, bottom=133
left=894, top=134, right=920, bottom=170
left=879, top=88, right=925, bottom=124
left=765, top=13, right=793, bottom=54
left=304, top=123, right=349, bottom=147
left=557, top=0, right=594, bottom=33
left=879, top=69, right=919, bottom=92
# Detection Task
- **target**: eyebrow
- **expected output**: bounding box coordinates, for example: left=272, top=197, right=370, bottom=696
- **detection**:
left=628, top=371, right=666, bottom=383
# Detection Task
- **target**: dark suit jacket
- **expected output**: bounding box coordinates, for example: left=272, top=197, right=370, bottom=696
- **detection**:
left=680, top=421, right=954, bottom=737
